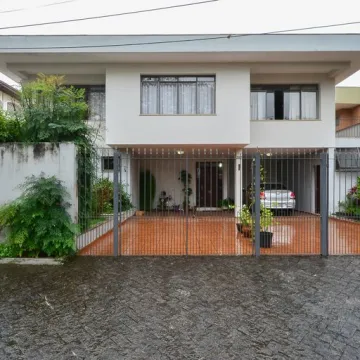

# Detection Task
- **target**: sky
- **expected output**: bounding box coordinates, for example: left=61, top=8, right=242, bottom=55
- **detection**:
left=1, top=0, right=360, bottom=87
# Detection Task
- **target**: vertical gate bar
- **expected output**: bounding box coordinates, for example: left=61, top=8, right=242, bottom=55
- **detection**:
left=254, top=152, right=261, bottom=257
left=119, top=153, right=122, bottom=256
left=113, top=150, right=119, bottom=257
left=320, top=152, right=329, bottom=257
left=185, top=154, right=189, bottom=256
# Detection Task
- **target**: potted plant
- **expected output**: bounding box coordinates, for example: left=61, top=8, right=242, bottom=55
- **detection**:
left=219, top=198, right=235, bottom=210
left=259, top=205, right=274, bottom=248
left=178, top=170, right=193, bottom=211
left=237, top=205, right=252, bottom=237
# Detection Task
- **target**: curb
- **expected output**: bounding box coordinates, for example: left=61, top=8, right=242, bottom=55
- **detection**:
left=0, top=258, right=64, bottom=265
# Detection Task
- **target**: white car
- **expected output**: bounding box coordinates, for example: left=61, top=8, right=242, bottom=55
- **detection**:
left=246, top=183, right=296, bottom=212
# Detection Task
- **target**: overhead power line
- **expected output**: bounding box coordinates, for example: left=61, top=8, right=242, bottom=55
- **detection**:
left=0, top=0, right=219, bottom=30
left=0, top=20, right=360, bottom=50
left=0, top=0, right=79, bottom=14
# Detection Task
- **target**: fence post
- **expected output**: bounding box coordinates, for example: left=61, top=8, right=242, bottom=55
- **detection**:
left=254, top=152, right=261, bottom=257
left=320, top=152, right=329, bottom=257
left=119, top=153, right=122, bottom=256
left=113, top=150, right=120, bottom=257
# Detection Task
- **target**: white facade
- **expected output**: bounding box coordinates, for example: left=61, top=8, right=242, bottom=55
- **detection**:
left=1, top=34, right=360, bottom=213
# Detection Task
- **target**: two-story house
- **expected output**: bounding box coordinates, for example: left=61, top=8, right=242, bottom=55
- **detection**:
left=1, top=34, right=360, bottom=218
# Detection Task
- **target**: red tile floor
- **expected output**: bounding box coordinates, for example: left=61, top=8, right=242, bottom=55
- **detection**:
left=79, top=213, right=360, bottom=256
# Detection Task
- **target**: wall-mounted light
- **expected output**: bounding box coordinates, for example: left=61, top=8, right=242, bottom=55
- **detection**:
left=177, top=150, right=184, bottom=155
left=218, top=162, right=223, bottom=168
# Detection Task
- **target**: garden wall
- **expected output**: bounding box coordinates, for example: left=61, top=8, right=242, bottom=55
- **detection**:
left=0, top=143, right=78, bottom=223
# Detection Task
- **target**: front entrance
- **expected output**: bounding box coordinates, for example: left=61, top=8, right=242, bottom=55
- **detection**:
left=196, top=162, right=223, bottom=208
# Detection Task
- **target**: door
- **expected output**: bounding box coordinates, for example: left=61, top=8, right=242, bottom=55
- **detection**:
left=196, top=162, right=223, bottom=207
left=315, top=165, right=321, bottom=213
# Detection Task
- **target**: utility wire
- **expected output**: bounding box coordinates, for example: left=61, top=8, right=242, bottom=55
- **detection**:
left=0, top=0, right=78, bottom=14
left=0, top=0, right=219, bottom=30
left=0, top=20, right=360, bottom=50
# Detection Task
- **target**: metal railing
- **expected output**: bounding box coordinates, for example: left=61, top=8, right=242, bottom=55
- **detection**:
left=336, top=123, right=360, bottom=138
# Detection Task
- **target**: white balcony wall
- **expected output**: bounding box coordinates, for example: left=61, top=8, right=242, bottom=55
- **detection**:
left=249, top=74, right=336, bottom=149
left=106, top=64, right=250, bottom=147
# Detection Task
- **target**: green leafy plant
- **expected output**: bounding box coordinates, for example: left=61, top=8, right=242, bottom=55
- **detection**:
left=139, top=170, right=156, bottom=211
left=0, top=110, right=23, bottom=142
left=219, top=197, right=235, bottom=209
left=92, top=178, right=133, bottom=217
left=0, top=174, right=76, bottom=258
left=17, top=74, right=98, bottom=231
left=260, top=205, right=275, bottom=231
left=237, top=205, right=252, bottom=227
left=178, top=170, right=193, bottom=210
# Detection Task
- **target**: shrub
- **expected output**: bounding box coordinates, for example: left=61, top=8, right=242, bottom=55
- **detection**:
left=92, top=178, right=133, bottom=216
left=339, top=176, right=360, bottom=217
left=0, top=110, right=23, bottom=142
left=0, top=175, right=76, bottom=258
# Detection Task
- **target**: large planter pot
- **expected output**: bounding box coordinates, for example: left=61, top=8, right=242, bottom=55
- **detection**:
left=236, top=223, right=242, bottom=232
left=242, top=226, right=252, bottom=238
left=260, top=231, right=273, bottom=248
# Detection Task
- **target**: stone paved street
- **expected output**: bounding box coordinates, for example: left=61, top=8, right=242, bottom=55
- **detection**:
left=1, top=257, right=360, bottom=359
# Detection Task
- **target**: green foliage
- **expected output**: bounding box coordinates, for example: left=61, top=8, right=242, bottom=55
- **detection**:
left=92, top=178, right=133, bottom=216
left=140, top=170, right=156, bottom=211
left=259, top=205, right=275, bottom=231
left=16, top=74, right=97, bottom=231
left=339, top=176, right=360, bottom=217
left=219, top=197, right=235, bottom=209
left=0, top=110, right=23, bottom=142
left=178, top=170, right=193, bottom=209
left=0, top=175, right=76, bottom=258
left=237, top=205, right=252, bottom=227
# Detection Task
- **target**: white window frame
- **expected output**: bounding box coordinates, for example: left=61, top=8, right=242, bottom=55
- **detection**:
left=140, top=75, right=216, bottom=115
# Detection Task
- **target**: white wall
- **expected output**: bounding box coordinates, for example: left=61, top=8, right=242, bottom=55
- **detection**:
left=106, top=64, right=250, bottom=147
left=0, top=143, right=78, bottom=221
left=248, top=74, right=336, bottom=148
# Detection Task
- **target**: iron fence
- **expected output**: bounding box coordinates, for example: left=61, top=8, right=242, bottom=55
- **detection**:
left=76, top=147, right=360, bottom=256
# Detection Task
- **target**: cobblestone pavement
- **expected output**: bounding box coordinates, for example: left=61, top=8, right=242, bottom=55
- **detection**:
left=1, top=257, right=360, bottom=359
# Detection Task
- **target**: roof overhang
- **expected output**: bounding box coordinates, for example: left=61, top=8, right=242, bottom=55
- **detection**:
left=1, top=34, right=360, bottom=84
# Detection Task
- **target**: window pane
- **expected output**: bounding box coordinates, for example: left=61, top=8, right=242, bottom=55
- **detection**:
left=198, top=77, right=215, bottom=82
left=284, top=92, right=300, bottom=120
left=160, top=82, right=177, bottom=114
left=179, top=77, right=196, bottom=82
left=266, top=92, right=275, bottom=120
left=160, top=77, right=177, bottom=82
left=142, top=82, right=158, bottom=114
left=179, top=83, right=196, bottom=114
left=250, top=92, right=266, bottom=120
left=301, top=91, right=317, bottom=119
left=88, top=89, right=105, bottom=121
left=198, top=81, right=215, bottom=114
left=102, top=157, right=114, bottom=171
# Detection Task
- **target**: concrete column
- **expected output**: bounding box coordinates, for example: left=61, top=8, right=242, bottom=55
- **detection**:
left=328, top=147, right=335, bottom=215
left=234, top=150, right=243, bottom=217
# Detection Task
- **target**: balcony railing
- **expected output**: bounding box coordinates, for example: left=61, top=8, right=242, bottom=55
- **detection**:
left=336, top=123, right=360, bottom=138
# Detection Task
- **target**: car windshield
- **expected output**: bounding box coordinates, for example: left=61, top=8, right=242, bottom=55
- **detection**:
left=262, top=183, right=287, bottom=190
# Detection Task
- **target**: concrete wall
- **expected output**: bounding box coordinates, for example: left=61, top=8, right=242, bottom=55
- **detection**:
left=0, top=143, right=78, bottom=221
left=249, top=74, right=336, bottom=148
left=106, top=64, right=251, bottom=147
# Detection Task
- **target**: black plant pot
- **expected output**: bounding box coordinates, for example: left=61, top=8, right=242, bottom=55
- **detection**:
left=236, top=223, right=242, bottom=232
left=260, top=231, right=273, bottom=248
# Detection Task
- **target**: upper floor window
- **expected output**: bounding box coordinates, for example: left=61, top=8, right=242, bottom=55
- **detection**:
left=6, top=101, right=21, bottom=113
left=251, top=85, right=318, bottom=120
left=74, top=85, right=105, bottom=121
left=141, top=76, right=215, bottom=115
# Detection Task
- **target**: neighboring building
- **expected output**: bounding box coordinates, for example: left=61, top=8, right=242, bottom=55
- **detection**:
left=1, top=34, right=360, bottom=215
left=0, top=80, right=20, bottom=112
